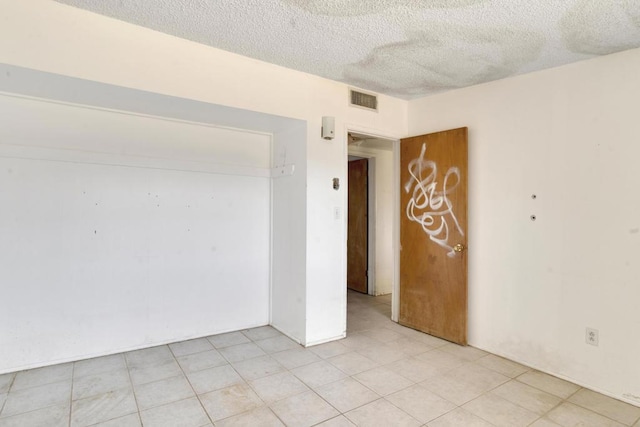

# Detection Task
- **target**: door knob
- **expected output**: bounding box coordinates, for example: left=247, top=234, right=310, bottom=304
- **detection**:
left=453, top=243, right=465, bottom=253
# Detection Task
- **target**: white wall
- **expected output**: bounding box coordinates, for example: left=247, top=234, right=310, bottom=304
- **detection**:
left=271, top=124, right=308, bottom=343
left=0, top=0, right=408, bottom=351
left=0, top=94, right=272, bottom=373
left=348, top=143, right=395, bottom=296
left=408, top=48, right=640, bottom=405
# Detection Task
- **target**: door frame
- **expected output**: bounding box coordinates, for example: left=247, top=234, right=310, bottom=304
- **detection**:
left=344, top=126, right=401, bottom=322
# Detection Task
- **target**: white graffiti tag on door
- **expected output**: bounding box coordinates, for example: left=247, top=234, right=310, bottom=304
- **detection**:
left=404, top=143, right=464, bottom=257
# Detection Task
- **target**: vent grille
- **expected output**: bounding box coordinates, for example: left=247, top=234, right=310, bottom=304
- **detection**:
left=350, top=89, right=378, bottom=111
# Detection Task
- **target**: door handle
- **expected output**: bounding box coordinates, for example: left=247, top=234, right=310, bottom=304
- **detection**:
left=453, top=243, right=465, bottom=253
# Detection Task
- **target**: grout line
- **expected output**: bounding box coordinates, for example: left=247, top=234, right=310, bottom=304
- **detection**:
left=167, top=343, right=217, bottom=427
left=123, top=349, right=144, bottom=426
left=0, top=373, right=16, bottom=416
left=68, top=363, right=75, bottom=427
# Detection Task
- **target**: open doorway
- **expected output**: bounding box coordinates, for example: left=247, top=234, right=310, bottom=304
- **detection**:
left=347, top=156, right=368, bottom=294
left=346, top=131, right=398, bottom=321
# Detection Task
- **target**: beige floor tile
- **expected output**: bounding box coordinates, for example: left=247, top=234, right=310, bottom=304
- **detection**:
left=133, top=375, right=194, bottom=410
left=72, top=368, right=131, bottom=400
left=4, top=291, right=621, bottom=427
left=361, top=328, right=404, bottom=343
left=421, top=372, right=489, bottom=406
left=71, top=388, right=137, bottom=427
left=314, top=377, right=380, bottom=413
left=169, top=338, right=214, bottom=357
left=387, top=337, right=434, bottom=356
left=186, top=365, right=244, bottom=395
left=345, top=399, right=421, bottom=427
left=448, top=363, right=509, bottom=390
left=0, top=374, right=13, bottom=394
left=255, top=336, right=300, bottom=354
left=491, top=380, right=562, bottom=415
left=422, top=363, right=509, bottom=406
left=327, top=352, right=378, bottom=375
left=385, top=357, right=448, bottom=382
left=353, top=367, right=413, bottom=396
left=232, top=355, right=284, bottom=381
left=140, top=397, right=210, bottom=427
left=475, top=354, right=530, bottom=378
left=207, top=332, right=250, bottom=349
left=385, top=384, right=456, bottom=423
left=270, top=391, right=339, bottom=427
left=200, top=383, right=263, bottom=422
left=463, top=393, right=539, bottom=427
left=176, top=349, right=227, bottom=373
left=270, top=348, right=321, bottom=370
left=517, top=371, right=581, bottom=399
left=249, top=371, right=309, bottom=403
left=439, top=344, right=488, bottom=361
left=379, top=321, right=413, bottom=335
left=2, top=380, right=71, bottom=417
left=11, top=363, right=73, bottom=391
left=529, top=419, right=563, bottom=427
left=340, top=333, right=381, bottom=351
left=547, top=402, right=625, bottom=427
left=291, top=361, right=347, bottom=389
left=427, top=408, right=494, bottom=427
left=398, top=330, right=449, bottom=348
left=128, top=360, right=183, bottom=385
left=0, top=403, right=69, bottom=427
left=415, top=349, right=467, bottom=371
left=356, top=343, right=407, bottom=365
left=93, top=413, right=142, bottom=426
left=315, top=415, right=356, bottom=426
left=568, top=388, right=640, bottom=425
left=74, top=354, right=126, bottom=379
left=215, top=406, right=284, bottom=426
left=125, top=346, right=174, bottom=369
left=242, top=326, right=282, bottom=341
left=308, top=341, right=351, bottom=359
left=346, top=317, right=371, bottom=333
left=219, top=343, right=267, bottom=363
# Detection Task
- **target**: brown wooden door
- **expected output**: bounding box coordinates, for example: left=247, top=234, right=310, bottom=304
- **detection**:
left=399, top=127, right=468, bottom=344
left=347, top=158, right=368, bottom=293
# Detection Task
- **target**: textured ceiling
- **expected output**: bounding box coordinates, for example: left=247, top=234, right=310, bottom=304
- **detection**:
left=54, top=0, right=640, bottom=99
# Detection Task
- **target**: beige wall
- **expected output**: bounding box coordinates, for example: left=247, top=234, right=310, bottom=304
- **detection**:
left=409, top=47, right=640, bottom=405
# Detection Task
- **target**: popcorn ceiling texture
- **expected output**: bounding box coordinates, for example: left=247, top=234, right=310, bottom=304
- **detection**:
left=54, top=0, right=640, bottom=99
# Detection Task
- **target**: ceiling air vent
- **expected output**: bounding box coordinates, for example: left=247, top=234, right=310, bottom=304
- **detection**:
left=349, top=89, right=378, bottom=111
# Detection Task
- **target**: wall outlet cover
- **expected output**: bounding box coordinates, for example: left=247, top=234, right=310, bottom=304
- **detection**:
left=586, top=327, right=599, bottom=346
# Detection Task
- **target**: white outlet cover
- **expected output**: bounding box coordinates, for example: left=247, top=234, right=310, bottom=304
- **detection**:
left=586, top=327, right=599, bottom=346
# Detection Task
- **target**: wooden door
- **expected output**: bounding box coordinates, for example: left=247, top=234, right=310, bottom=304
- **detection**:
left=399, top=127, right=468, bottom=344
left=347, top=158, right=368, bottom=293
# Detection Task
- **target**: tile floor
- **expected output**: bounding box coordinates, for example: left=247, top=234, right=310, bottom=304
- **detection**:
left=1, top=291, right=639, bottom=426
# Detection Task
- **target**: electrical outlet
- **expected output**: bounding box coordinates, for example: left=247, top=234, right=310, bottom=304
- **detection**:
left=586, top=327, right=599, bottom=346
